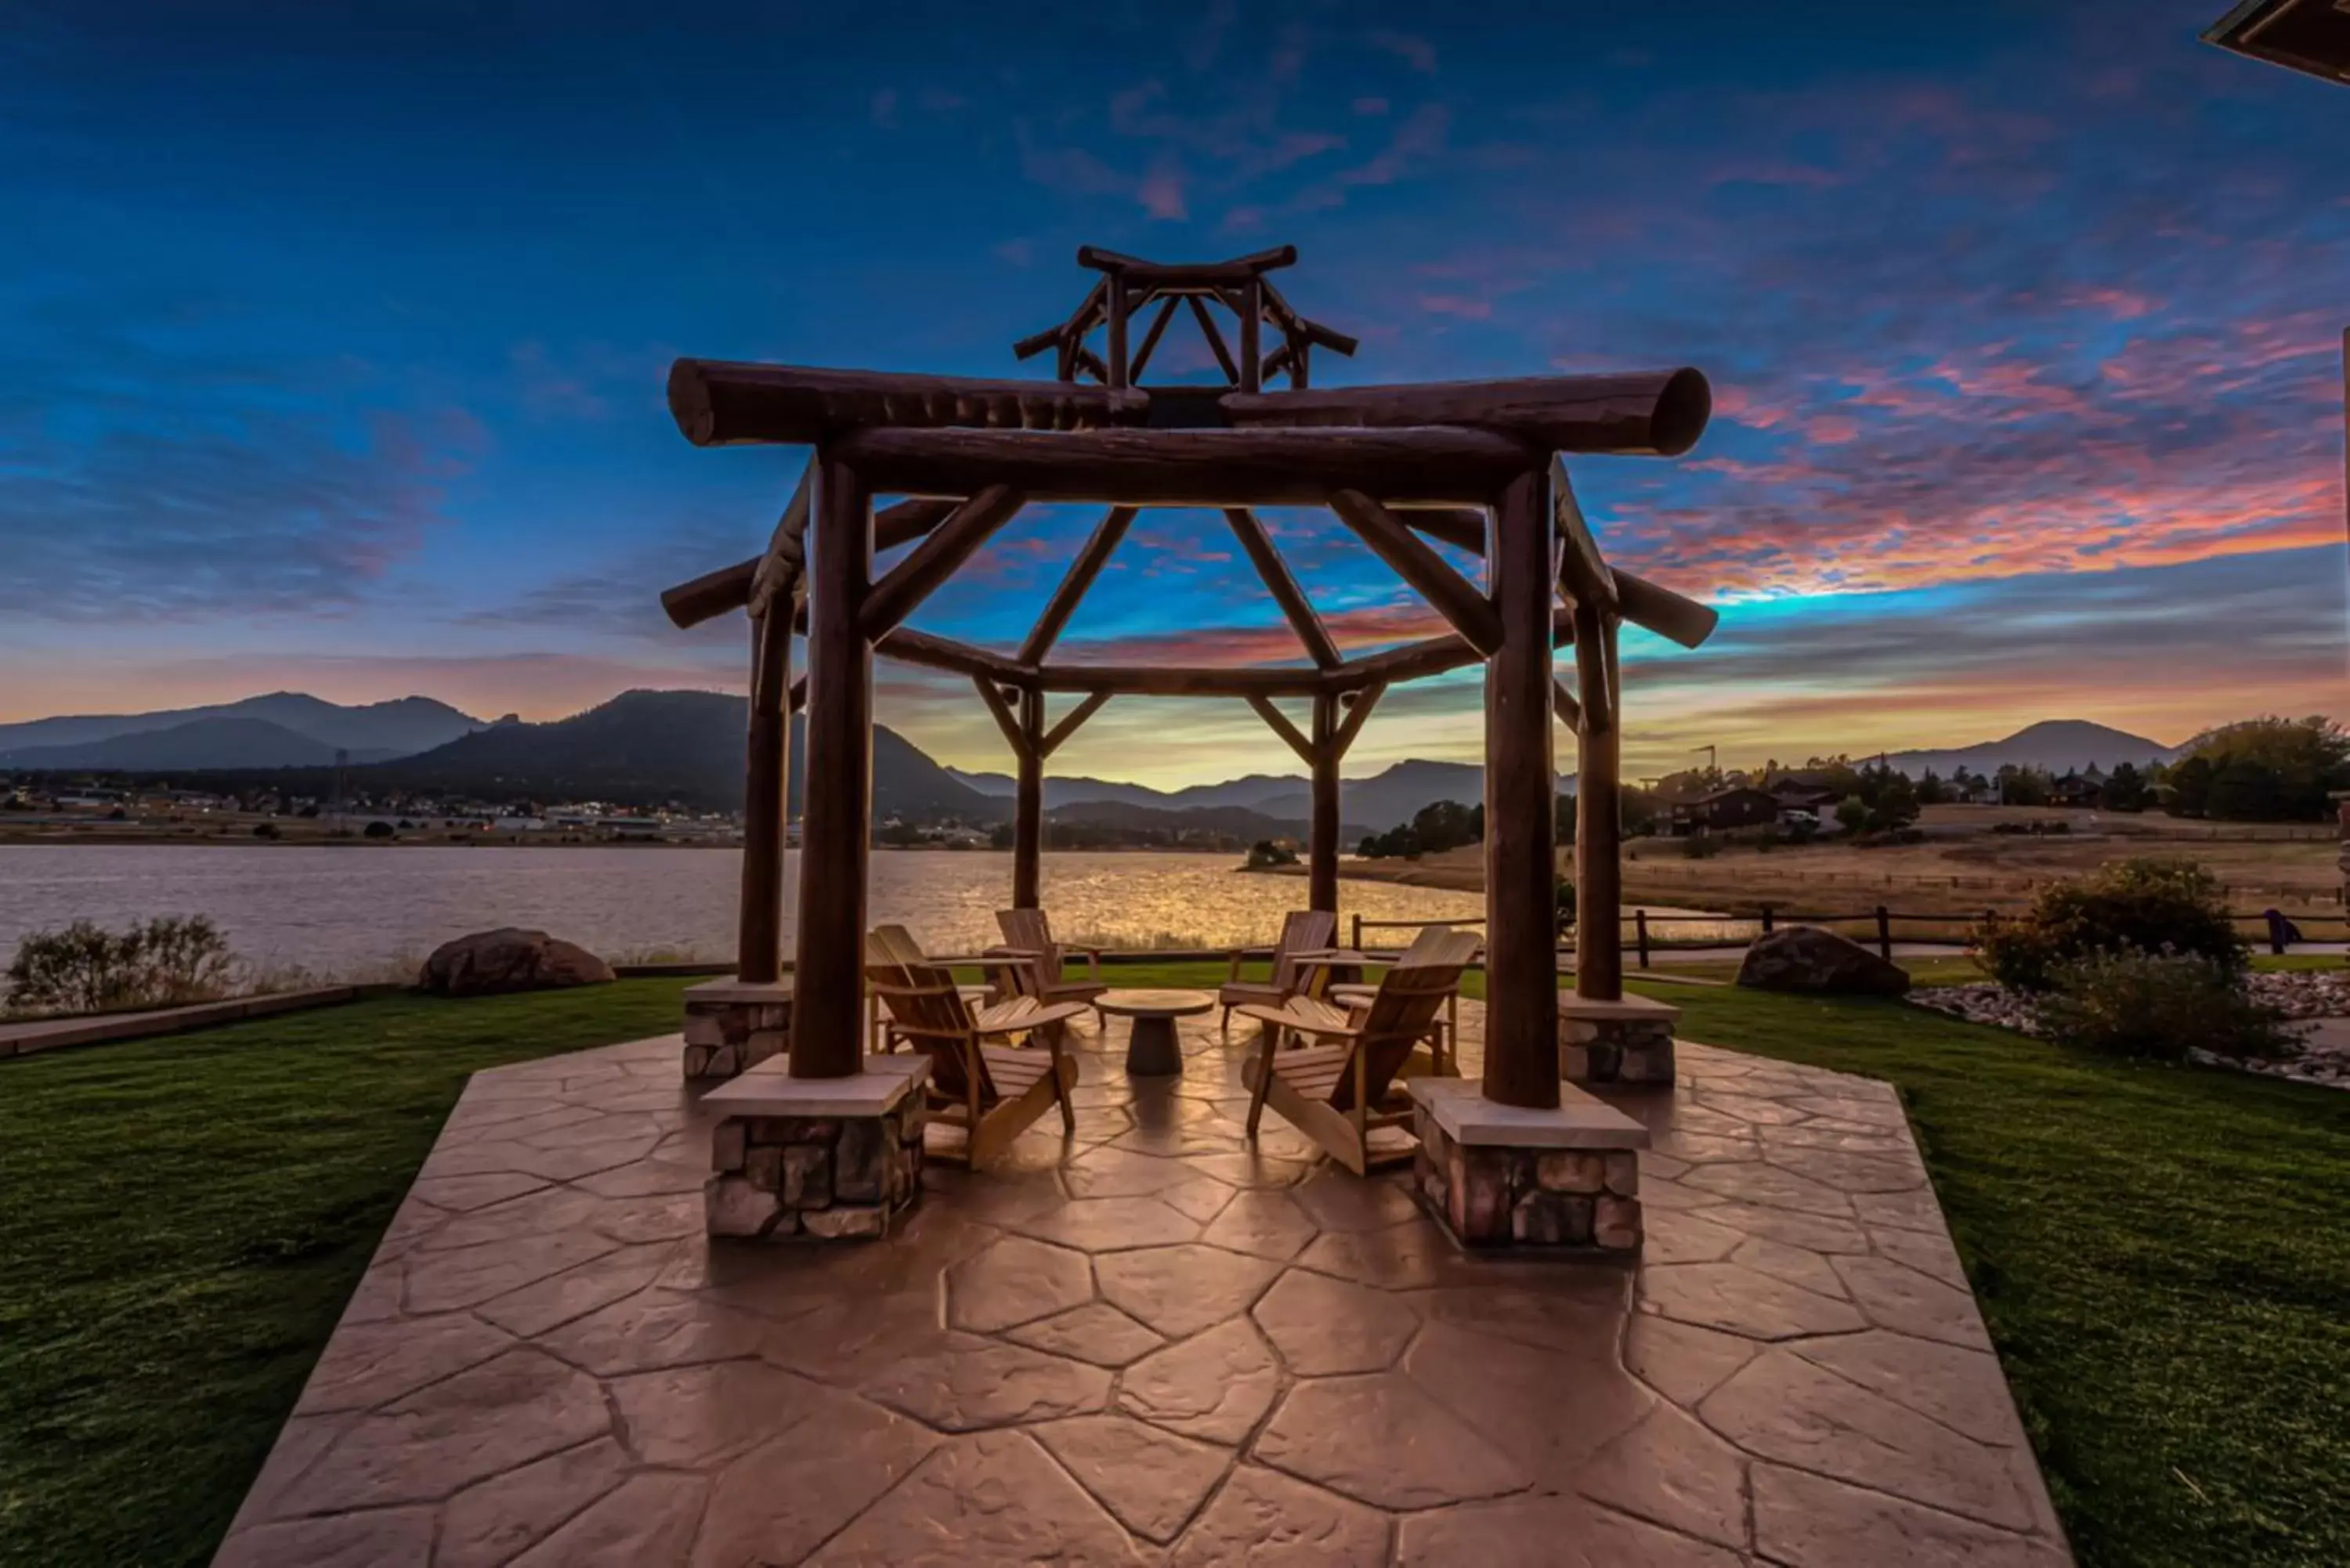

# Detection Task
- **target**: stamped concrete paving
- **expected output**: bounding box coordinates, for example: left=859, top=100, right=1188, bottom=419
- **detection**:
left=216, top=1006, right=2073, bottom=1566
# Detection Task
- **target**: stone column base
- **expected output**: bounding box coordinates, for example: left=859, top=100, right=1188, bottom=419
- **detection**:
left=1408, top=1078, right=1648, bottom=1256
left=682, top=977, right=794, bottom=1082
left=1559, top=994, right=1680, bottom=1086
left=703, top=1055, right=930, bottom=1242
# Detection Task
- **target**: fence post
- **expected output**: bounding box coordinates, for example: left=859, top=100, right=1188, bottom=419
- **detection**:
left=1875, top=905, right=1892, bottom=962
left=1351, top=912, right=1362, bottom=950
left=1760, top=904, right=1775, bottom=935
left=1634, top=909, right=1650, bottom=969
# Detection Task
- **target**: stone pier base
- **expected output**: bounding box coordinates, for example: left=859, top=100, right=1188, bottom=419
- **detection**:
left=1559, top=993, right=1679, bottom=1086
left=1408, top=1078, right=1649, bottom=1256
left=702, top=1056, right=929, bottom=1242
left=682, top=977, right=794, bottom=1082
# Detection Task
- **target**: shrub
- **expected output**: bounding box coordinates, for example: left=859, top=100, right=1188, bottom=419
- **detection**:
left=363, top=819, right=396, bottom=839
left=1977, top=857, right=2244, bottom=992
left=252, top=822, right=281, bottom=840
left=1554, top=875, right=1577, bottom=936
left=2037, top=949, right=2292, bottom=1064
left=1681, top=833, right=1723, bottom=859
left=4, top=916, right=240, bottom=1017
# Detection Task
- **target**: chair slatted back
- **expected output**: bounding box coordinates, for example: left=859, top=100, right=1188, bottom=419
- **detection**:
left=866, top=924, right=997, bottom=1104
left=995, top=908, right=1059, bottom=985
left=1336, top=930, right=1479, bottom=1112
left=1269, top=909, right=1339, bottom=992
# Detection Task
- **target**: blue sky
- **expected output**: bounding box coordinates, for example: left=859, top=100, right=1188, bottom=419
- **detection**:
left=3, top=1, right=2345, bottom=784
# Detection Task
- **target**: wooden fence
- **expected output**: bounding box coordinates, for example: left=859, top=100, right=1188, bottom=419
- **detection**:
left=1351, top=905, right=2350, bottom=966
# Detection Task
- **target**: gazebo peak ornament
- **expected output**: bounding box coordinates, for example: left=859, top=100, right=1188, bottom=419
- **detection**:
left=660, top=244, right=1721, bottom=1150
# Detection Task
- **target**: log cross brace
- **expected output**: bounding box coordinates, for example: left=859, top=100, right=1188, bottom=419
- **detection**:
left=974, top=679, right=1112, bottom=764
left=1328, top=489, right=1504, bottom=656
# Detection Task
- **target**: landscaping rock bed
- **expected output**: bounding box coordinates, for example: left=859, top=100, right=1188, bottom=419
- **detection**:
left=1911, top=970, right=2350, bottom=1089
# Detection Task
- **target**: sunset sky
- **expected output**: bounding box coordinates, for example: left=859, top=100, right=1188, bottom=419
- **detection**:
left=5, top=2, right=2345, bottom=786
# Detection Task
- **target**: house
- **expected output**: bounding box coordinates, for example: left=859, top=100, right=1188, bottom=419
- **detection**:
left=1766, top=773, right=1844, bottom=813
left=1668, top=786, right=1782, bottom=836
left=2051, top=769, right=2103, bottom=807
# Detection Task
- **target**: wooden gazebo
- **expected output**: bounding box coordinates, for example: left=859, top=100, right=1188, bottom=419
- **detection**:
left=661, top=245, right=1717, bottom=1129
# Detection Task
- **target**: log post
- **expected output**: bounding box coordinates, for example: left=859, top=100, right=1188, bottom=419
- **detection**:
left=1014, top=686, right=1045, bottom=909
left=790, top=453, right=873, bottom=1078
left=1481, top=466, right=1560, bottom=1111
left=737, top=604, right=793, bottom=984
left=1239, top=276, right=1263, bottom=392
left=1573, top=605, right=1625, bottom=1003
left=1309, top=692, right=1340, bottom=915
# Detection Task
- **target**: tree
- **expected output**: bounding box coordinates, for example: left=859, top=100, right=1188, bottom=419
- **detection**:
left=1997, top=764, right=2052, bottom=807
left=2161, top=754, right=2214, bottom=818
left=2099, top=761, right=2149, bottom=812
left=1914, top=769, right=1948, bottom=806
left=1835, top=796, right=1867, bottom=834
left=2168, top=716, right=2349, bottom=822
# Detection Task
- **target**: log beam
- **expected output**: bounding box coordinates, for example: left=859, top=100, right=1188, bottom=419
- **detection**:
left=972, top=676, right=1029, bottom=759
left=1549, top=457, right=1617, bottom=614
left=1552, top=678, right=1582, bottom=731
left=1482, top=465, right=1561, bottom=1111
left=736, top=606, right=792, bottom=985
left=669, top=360, right=1144, bottom=446
left=1019, top=507, right=1137, bottom=666
left=837, top=425, right=1537, bottom=508
left=1038, top=692, right=1111, bottom=758
left=859, top=484, right=1026, bottom=640
left=1036, top=663, right=1327, bottom=699
left=669, top=360, right=1708, bottom=457
left=1335, top=605, right=1575, bottom=689
left=1246, top=695, right=1316, bottom=764
left=1332, top=681, right=1385, bottom=756
left=1187, top=296, right=1240, bottom=384
left=1224, top=508, right=1341, bottom=668
left=1328, top=489, right=1506, bottom=655
left=1574, top=605, right=1624, bottom=1003
left=1308, top=692, right=1340, bottom=913
left=790, top=452, right=873, bottom=1078
left=1227, top=367, right=1710, bottom=456
left=662, top=557, right=757, bottom=630
left=875, top=626, right=1021, bottom=684
left=874, top=497, right=960, bottom=554
left=1013, top=687, right=1045, bottom=910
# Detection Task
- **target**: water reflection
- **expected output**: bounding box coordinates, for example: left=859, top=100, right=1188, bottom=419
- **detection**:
left=0, top=845, right=1744, bottom=976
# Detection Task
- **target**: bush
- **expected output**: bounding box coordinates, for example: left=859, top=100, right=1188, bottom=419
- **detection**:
left=2037, top=949, right=2292, bottom=1063
left=252, top=822, right=281, bottom=840
left=1554, top=875, right=1576, bottom=936
left=1977, top=857, right=2244, bottom=992
left=363, top=820, right=395, bottom=839
left=1681, top=833, right=1723, bottom=859
left=4, top=916, right=240, bottom=1017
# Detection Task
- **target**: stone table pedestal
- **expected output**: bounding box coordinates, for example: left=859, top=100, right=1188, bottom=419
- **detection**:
left=702, top=1055, right=930, bottom=1242
left=1558, top=992, right=1679, bottom=1086
left=682, top=976, right=793, bottom=1082
left=1408, top=1078, right=1650, bottom=1255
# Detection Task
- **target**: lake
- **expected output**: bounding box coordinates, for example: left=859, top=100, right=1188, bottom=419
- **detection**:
left=0, top=845, right=1748, bottom=977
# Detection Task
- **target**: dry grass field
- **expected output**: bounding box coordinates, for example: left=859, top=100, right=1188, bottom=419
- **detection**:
left=1343, top=804, right=2345, bottom=927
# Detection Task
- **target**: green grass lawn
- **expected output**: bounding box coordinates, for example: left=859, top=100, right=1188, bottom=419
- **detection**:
left=0, top=979, right=694, bottom=1568
left=2, top=965, right=2346, bottom=1567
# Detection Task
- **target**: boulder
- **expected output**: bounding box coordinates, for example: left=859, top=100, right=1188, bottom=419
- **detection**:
left=418, top=928, right=614, bottom=997
left=1737, top=925, right=1911, bottom=997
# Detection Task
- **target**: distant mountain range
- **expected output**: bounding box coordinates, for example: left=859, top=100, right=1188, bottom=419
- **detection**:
left=0, top=691, right=2186, bottom=829
left=950, top=757, right=1499, bottom=836
left=0, top=693, right=485, bottom=769
left=1882, top=720, right=2177, bottom=779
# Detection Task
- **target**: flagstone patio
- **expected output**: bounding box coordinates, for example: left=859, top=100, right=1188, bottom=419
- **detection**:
left=214, top=1005, right=2072, bottom=1566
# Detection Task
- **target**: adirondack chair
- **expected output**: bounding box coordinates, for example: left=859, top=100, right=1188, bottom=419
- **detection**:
left=1326, top=923, right=1476, bottom=1076
left=1236, top=930, right=1480, bottom=1176
left=994, top=909, right=1109, bottom=1013
left=865, top=925, right=1085, bottom=1168
left=866, top=929, right=1032, bottom=1053
left=1218, top=909, right=1339, bottom=1033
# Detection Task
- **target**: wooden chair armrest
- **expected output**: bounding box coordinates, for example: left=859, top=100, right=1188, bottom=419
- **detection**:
left=1232, top=1002, right=1360, bottom=1039
left=982, top=999, right=1091, bottom=1039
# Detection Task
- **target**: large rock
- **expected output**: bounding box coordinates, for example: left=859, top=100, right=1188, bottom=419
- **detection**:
left=1737, top=926, right=1910, bottom=997
left=418, top=928, right=614, bottom=997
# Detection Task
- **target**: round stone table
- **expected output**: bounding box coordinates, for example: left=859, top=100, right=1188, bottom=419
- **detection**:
left=1096, top=989, right=1215, bottom=1078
